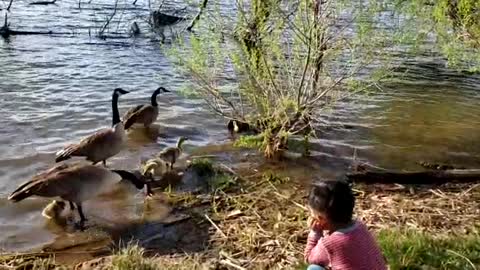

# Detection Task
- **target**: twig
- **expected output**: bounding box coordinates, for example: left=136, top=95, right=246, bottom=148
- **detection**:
left=446, top=249, right=477, bottom=270
left=273, top=191, right=307, bottom=211
left=6, top=0, right=13, bottom=11
left=460, top=183, right=480, bottom=197
left=204, top=214, right=227, bottom=238
left=98, top=0, right=119, bottom=38
left=219, top=163, right=237, bottom=176
left=219, top=259, right=247, bottom=270
left=189, top=154, right=218, bottom=159
left=186, top=0, right=208, bottom=32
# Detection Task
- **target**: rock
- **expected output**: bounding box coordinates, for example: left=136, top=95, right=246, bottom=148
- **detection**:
left=151, top=11, right=185, bottom=27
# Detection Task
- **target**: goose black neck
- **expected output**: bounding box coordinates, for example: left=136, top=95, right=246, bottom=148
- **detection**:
left=112, top=93, right=121, bottom=126
left=112, top=170, right=145, bottom=189
left=150, top=92, right=159, bottom=107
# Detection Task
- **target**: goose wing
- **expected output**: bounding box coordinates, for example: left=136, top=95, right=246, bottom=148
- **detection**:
left=157, top=147, right=179, bottom=160
left=72, top=128, right=117, bottom=154
left=123, top=105, right=145, bottom=129
left=8, top=163, right=81, bottom=202
left=55, top=128, right=118, bottom=162
left=128, top=105, right=157, bottom=126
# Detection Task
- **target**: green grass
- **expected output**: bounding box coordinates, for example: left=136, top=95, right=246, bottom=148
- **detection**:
left=233, top=134, right=264, bottom=149
left=189, top=158, right=238, bottom=192
left=190, top=158, right=215, bottom=177
left=110, top=244, right=158, bottom=270
left=378, top=229, right=480, bottom=270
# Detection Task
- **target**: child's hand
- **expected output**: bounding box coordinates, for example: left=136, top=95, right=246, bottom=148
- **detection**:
left=307, top=216, right=324, bottom=233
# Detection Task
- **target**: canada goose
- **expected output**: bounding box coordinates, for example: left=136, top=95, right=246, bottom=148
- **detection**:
left=55, top=88, right=129, bottom=167
left=8, top=163, right=151, bottom=227
left=123, top=87, right=170, bottom=130
left=157, top=136, right=188, bottom=169
left=227, top=119, right=256, bottom=135
left=42, top=200, right=67, bottom=220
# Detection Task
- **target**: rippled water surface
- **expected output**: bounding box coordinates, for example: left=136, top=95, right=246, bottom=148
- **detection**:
left=1, top=0, right=480, bottom=251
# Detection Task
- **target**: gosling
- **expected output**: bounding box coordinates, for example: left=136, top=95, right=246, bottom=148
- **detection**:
left=157, top=136, right=188, bottom=170
left=42, top=200, right=67, bottom=220
left=141, top=157, right=169, bottom=178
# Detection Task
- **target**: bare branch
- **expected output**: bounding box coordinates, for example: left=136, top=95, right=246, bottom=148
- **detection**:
left=186, top=0, right=208, bottom=32
left=6, top=0, right=13, bottom=11
left=98, top=0, right=119, bottom=38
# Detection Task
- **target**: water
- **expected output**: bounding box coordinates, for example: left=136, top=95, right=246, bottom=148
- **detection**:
left=1, top=0, right=480, bottom=252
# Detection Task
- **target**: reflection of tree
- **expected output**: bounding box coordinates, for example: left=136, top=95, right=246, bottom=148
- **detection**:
left=443, top=0, right=479, bottom=47
left=397, top=0, right=480, bottom=72
left=369, top=87, right=480, bottom=169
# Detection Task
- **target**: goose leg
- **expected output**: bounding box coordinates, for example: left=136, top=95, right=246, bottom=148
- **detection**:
left=145, top=182, right=153, bottom=197
left=77, top=204, right=87, bottom=222
left=69, top=201, right=75, bottom=210
left=73, top=203, right=87, bottom=230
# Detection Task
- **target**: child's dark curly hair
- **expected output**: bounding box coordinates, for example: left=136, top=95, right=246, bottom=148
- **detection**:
left=308, top=180, right=355, bottom=224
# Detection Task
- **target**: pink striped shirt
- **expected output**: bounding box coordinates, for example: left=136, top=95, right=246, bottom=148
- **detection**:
left=304, top=221, right=387, bottom=270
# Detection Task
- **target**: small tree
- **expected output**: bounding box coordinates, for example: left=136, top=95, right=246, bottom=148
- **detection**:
left=168, top=0, right=399, bottom=158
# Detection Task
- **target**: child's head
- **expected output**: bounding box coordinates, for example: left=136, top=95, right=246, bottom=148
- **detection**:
left=308, top=180, right=355, bottom=227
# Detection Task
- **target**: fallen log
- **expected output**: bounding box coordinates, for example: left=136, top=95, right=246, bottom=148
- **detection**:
left=1, top=28, right=53, bottom=38
left=346, top=163, right=480, bottom=185
left=29, top=0, right=57, bottom=5
left=1, top=13, right=53, bottom=38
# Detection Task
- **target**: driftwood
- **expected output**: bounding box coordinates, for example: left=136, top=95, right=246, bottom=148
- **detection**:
left=1, top=13, right=53, bottom=38
left=346, top=163, right=480, bottom=185
left=29, top=0, right=57, bottom=5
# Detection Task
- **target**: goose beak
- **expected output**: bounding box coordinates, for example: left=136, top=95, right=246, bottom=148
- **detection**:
left=114, top=88, right=130, bottom=95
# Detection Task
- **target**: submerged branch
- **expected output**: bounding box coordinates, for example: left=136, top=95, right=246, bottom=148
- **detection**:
left=6, top=0, right=13, bottom=11
left=186, top=0, right=208, bottom=32
left=98, top=0, right=119, bottom=38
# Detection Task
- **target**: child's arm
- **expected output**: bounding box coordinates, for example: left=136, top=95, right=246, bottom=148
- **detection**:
left=304, top=229, right=321, bottom=260
left=304, top=230, right=330, bottom=265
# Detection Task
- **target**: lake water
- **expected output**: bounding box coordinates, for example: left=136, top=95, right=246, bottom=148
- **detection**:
left=1, top=0, right=480, bottom=251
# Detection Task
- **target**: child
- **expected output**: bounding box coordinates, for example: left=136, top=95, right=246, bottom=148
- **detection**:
left=304, top=180, right=387, bottom=270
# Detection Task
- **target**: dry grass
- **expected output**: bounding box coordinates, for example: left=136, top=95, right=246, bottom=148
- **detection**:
left=356, top=183, right=480, bottom=233
left=163, top=170, right=480, bottom=269
left=0, top=254, right=59, bottom=270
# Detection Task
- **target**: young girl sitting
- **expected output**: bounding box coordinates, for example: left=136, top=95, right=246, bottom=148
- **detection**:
left=304, top=180, right=387, bottom=270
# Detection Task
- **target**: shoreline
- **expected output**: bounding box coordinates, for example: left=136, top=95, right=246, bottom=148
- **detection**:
left=1, top=150, right=479, bottom=269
